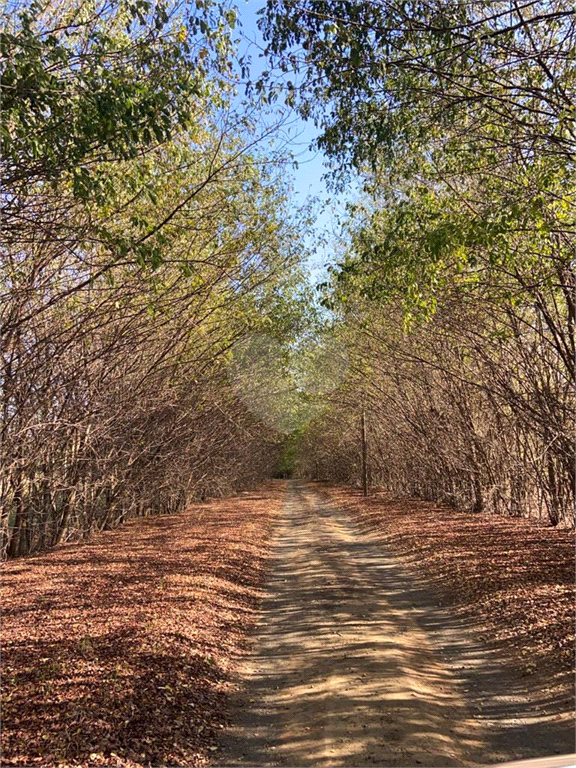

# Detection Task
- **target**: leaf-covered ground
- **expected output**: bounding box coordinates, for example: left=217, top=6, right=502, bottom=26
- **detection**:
left=1, top=482, right=286, bottom=768
left=3, top=480, right=573, bottom=768
left=321, top=486, right=575, bottom=687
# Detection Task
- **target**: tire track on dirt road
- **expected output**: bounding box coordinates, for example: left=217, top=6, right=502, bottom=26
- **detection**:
left=217, top=482, right=573, bottom=767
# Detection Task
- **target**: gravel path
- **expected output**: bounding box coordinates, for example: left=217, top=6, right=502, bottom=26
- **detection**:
left=217, top=482, right=574, bottom=767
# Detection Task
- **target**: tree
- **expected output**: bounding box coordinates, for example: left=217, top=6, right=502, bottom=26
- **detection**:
left=262, top=0, right=575, bottom=524
left=1, top=0, right=314, bottom=556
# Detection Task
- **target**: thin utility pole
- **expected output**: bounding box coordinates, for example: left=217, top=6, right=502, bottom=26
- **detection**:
left=361, top=408, right=368, bottom=497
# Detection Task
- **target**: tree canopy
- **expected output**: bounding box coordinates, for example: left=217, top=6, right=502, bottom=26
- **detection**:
left=2, top=0, right=574, bottom=560
left=261, top=0, right=575, bottom=525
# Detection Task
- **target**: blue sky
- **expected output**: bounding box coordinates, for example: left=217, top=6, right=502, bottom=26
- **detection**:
left=233, top=0, right=350, bottom=280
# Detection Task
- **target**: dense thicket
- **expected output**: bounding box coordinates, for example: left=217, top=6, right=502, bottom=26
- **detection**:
left=1, top=0, right=307, bottom=557
left=3, top=1, right=574, bottom=559
left=263, top=0, right=575, bottom=525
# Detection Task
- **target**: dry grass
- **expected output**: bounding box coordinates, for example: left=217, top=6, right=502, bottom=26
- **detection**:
left=1, top=481, right=286, bottom=768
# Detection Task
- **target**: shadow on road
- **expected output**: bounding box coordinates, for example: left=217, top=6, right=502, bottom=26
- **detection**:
left=218, top=482, right=575, bottom=767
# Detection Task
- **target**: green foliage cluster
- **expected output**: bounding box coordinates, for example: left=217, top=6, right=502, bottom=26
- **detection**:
left=262, top=0, right=574, bottom=313
left=2, top=0, right=228, bottom=185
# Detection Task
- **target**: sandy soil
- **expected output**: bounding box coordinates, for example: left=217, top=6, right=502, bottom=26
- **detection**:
left=217, top=482, right=575, bottom=767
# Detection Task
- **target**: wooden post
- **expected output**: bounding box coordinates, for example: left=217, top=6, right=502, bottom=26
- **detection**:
left=361, top=409, right=368, bottom=497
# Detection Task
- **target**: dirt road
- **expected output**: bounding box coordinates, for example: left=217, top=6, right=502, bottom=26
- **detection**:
left=217, top=482, right=574, bottom=767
